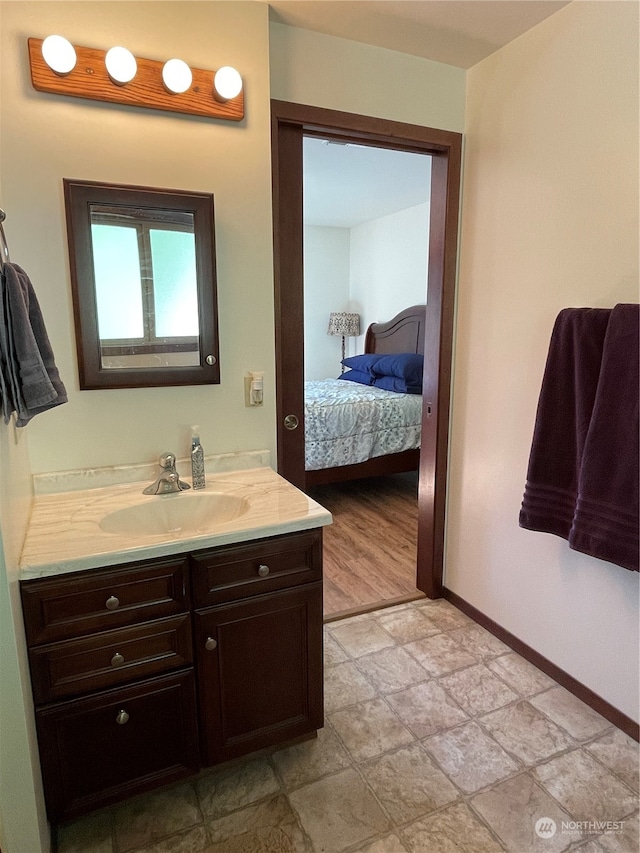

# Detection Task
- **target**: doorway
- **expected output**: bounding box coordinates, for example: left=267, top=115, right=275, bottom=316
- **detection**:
left=303, top=138, right=430, bottom=617
left=271, top=101, right=462, bottom=602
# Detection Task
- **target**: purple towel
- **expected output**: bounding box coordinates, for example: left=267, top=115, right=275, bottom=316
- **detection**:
left=519, top=308, right=611, bottom=538
left=569, top=304, right=639, bottom=570
left=520, top=305, right=639, bottom=572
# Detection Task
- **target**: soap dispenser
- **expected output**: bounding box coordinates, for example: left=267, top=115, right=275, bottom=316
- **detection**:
left=190, top=426, right=205, bottom=490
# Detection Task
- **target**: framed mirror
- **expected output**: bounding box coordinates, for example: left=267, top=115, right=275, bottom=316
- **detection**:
left=63, top=179, right=220, bottom=389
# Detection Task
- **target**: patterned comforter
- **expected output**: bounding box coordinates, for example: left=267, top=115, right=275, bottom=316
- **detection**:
left=304, top=378, right=422, bottom=471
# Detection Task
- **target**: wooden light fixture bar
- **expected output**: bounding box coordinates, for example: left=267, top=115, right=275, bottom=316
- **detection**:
left=28, top=38, right=244, bottom=122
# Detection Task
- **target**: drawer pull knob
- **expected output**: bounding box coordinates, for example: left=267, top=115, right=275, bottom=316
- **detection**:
left=111, top=652, right=125, bottom=667
left=116, top=709, right=129, bottom=725
left=258, top=564, right=270, bottom=578
left=205, top=637, right=217, bottom=651
left=106, top=595, right=120, bottom=611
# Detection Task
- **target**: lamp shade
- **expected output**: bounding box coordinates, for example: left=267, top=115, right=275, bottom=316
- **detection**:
left=327, top=312, right=360, bottom=337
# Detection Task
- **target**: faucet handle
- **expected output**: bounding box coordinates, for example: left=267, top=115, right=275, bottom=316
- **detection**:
left=143, top=452, right=190, bottom=495
left=159, top=452, right=176, bottom=470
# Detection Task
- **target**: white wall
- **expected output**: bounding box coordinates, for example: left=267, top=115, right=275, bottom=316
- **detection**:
left=350, top=202, right=430, bottom=352
left=304, top=202, right=430, bottom=379
left=270, top=23, right=465, bottom=133
left=449, top=1, right=639, bottom=721
left=1, top=1, right=274, bottom=476
left=303, top=226, right=351, bottom=380
left=0, top=425, right=49, bottom=853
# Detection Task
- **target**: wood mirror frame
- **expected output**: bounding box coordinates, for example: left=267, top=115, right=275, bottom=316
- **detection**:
left=63, top=179, right=220, bottom=390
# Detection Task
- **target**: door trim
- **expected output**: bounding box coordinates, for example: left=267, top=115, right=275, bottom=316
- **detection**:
left=271, top=100, right=461, bottom=598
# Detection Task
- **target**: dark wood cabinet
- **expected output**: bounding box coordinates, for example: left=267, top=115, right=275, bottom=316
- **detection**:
left=36, top=670, right=199, bottom=820
left=20, top=527, right=324, bottom=823
left=195, top=583, right=323, bottom=765
left=22, top=555, right=197, bottom=823
left=191, top=530, right=323, bottom=764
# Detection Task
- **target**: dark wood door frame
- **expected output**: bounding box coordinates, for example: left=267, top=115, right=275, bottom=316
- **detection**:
left=271, top=100, right=461, bottom=598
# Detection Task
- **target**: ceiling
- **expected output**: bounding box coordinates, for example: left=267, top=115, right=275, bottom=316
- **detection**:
left=304, top=138, right=432, bottom=228
left=265, top=0, right=570, bottom=69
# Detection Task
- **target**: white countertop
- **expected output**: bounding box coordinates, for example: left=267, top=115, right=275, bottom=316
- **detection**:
left=20, top=466, right=332, bottom=579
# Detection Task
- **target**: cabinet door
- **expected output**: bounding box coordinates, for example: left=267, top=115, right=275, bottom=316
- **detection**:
left=195, top=583, right=323, bottom=765
left=36, top=670, right=199, bottom=822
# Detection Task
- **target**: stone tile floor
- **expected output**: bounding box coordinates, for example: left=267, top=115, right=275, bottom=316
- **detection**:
left=56, top=599, right=639, bottom=853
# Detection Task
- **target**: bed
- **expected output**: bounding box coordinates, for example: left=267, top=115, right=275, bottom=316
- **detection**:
left=304, top=304, right=426, bottom=488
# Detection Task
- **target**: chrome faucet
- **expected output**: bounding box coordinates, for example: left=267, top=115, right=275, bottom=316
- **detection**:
left=143, top=452, right=191, bottom=495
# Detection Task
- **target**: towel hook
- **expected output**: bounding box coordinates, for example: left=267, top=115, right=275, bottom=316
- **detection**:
left=0, top=208, right=9, bottom=271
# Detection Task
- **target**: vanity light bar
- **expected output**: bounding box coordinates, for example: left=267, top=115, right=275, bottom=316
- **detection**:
left=28, top=37, right=244, bottom=122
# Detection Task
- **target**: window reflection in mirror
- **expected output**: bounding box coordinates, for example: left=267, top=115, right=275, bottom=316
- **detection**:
left=90, top=206, right=199, bottom=368
left=64, top=181, right=219, bottom=389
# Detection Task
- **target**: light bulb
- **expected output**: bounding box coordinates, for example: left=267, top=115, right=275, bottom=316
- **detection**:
left=162, top=58, right=192, bottom=94
left=42, top=35, right=77, bottom=75
left=214, top=66, right=242, bottom=100
left=105, top=46, right=137, bottom=85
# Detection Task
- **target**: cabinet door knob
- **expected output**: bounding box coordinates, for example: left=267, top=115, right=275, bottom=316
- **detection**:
left=257, top=564, right=270, bottom=578
left=116, top=709, right=129, bottom=725
left=111, top=652, right=125, bottom=667
left=106, top=595, right=120, bottom=611
left=205, top=637, right=217, bottom=651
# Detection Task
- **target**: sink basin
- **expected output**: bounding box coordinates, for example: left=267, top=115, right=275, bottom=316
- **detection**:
left=99, top=492, right=248, bottom=536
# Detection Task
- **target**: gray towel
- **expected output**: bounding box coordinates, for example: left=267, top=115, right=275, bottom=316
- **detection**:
left=0, top=262, right=67, bottom=426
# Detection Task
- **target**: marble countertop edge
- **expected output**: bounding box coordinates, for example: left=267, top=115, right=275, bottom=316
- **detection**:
left=19, top=513, right=332, bottom=580
left=20, top=462, right=332, bottom=580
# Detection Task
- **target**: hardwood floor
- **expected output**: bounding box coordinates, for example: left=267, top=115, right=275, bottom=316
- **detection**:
left=307, top=472, right=423, bottom=620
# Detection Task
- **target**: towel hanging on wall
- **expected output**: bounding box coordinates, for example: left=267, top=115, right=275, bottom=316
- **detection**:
left=0, top=261, right=68, bottom=426
left=520, top=304, right=639, bottom=572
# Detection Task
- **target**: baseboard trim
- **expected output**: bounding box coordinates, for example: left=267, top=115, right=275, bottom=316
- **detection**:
left=442, top=587, right=639, bottom=742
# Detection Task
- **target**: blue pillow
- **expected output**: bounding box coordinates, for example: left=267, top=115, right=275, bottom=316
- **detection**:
left=372, top=353, right=423, bottom=385
left=337, top=369, right=374, bottom=386
left=341, top=354, right=385, bottom=375
left=373, top=375, right=422, bottom=394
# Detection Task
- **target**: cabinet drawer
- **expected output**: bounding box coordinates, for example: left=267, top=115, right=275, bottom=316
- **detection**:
left=29, top=615, right=193, bottom=703
left=36, top=670, right=199, bottom=822
left=190, top=529, right=322, bottom=608
left=21, top=557, right=190, bottom=645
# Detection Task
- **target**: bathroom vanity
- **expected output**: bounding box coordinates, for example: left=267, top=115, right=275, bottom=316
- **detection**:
left=19, top=464, right=330, bottom=823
